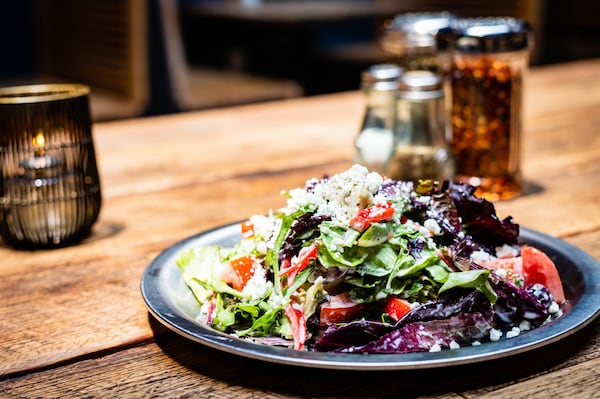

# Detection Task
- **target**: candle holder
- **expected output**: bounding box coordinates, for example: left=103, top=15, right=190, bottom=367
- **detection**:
left=0, top=84, right=102, bottom=248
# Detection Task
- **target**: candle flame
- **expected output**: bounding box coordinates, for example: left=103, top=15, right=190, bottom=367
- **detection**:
left=33, top=130, right=45, bottom=156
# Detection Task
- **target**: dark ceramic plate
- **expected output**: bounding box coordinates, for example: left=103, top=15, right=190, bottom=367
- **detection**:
left=140, top=223, right=600, bottom=370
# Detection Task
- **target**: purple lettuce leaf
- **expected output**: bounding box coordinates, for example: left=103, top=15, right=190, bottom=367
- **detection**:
left=313, top=290, right=493, bottom=353
left=313, top=319, right=396, bottom=352
left=447, top=181, right=519, bottom=248
left=400, top=290, right=493, bottom=325
left=489, top=275, right=550, bottom=328
left=441, top=245, right=550, bottom=328
left=428, top=191, right=463, bottom=240
left=336, top=313, right=492, bottom=354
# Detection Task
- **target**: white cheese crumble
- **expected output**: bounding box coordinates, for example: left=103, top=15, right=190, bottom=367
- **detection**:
left=471, top=340, right=482, bottom=346
left=429, top=344, right=442, bottom=352
left=470, top=249, right=494, bottom=263
left=519, top=320, right=532, bottom=331
left=449, top=340, right=460, bottom=350
left=280, top=164, right=383, bottom=225
left=268, top=293, right=287, bottom=308
left=241, top=263, right=272, bottom=300
left=506, top=327, right=521, bottom=339
left=548, top=301, right=560, bottom=315
left=489, top=328, right=503, bottom=341
left=423, top=218, right=442, bottom=236
left=495, top=244, right=519, bottom=259
left=495, top=268, right=508, bottom=279
left=403, top=219, right=431, bottom=237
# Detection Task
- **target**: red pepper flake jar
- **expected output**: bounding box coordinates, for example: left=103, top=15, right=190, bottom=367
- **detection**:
left=437, top=18, right=533, bottom=200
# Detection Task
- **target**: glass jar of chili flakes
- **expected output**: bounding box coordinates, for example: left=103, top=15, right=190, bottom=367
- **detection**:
left=437, top=17, right=533, bottom=200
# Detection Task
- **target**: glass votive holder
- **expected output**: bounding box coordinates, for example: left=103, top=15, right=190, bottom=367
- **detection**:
left=0, top=84, right=102, bottom=248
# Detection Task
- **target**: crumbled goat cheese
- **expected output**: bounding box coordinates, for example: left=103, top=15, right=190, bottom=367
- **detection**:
left=242, top=264, right=272, bottom=300
left=449, top=340, right=461, bottom=350
left=250, top=213, right=280, bottom=241
left=268, top=293, right=287, bottom=308
left=470, top=249, right=494, bottom=263
left=490, top=328, right=503, bottom=341
left=495, top=244, right=519, bottom=259
left=280, top=164, right=383, bottom=225
left=495, top=268, right=508, bottom=279
left=403, top=219, right=431, bottom=238
left=429, top=344, right=442, bottom=352
left=548, top=301, right=561, bottom=315
left=471, top=340, right=482, bottom=346
left=506, top=327, right=521, bottom=339
left=548, top=301, right=562, bottom=318
left=519, top=320, right=532, bottom=331
left=424, top=218, right=442, bottom=236
left=256, top=240, right=268, bottom=254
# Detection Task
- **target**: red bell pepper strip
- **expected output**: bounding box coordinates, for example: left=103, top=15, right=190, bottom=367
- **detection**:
left=349, top=201, right=395, bottom=232
left=285, top=303, right=306, bottom=350
left=278, top=242, right=319, bottom=286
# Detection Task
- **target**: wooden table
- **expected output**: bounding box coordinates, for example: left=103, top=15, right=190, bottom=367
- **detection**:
left=1, top=59, right=599, bottom=398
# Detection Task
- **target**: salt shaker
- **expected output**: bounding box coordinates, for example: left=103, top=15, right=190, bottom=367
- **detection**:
left=354, top=64, right=402, bottom=174
left=437, top=17, right=533, bottom=200
left=387, top=70, right=454, bottom=182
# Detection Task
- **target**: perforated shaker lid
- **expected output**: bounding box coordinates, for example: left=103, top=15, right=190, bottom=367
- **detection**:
left=382, top=12, right=454, bottom=56
left=436, top=17, right=533, bottom=53
left=397, top=70, right=443, bottom=100
left=361, top=64, right=403, bottom=91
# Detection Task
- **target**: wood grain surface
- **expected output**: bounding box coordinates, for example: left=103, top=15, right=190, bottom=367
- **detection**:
left=1, top=59, right=599, bottom=398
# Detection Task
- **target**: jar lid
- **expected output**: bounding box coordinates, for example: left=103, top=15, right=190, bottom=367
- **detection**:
left=0, top=84, right=90, bottom=104
left=436, top=17, right=533, bottom=53
left=397, top=70, right=443, bottom=100
left=361, top=64, right=403, bottom=90
left=381, top=12, right=454, bottom=56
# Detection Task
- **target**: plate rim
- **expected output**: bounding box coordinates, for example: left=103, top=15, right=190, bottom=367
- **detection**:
left=140, top=223, right=600, bottom=370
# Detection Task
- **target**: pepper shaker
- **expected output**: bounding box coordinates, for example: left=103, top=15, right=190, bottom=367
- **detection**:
left=387, top=70, right=454, bottom=182
left=354, top=64, right=403, bottom=174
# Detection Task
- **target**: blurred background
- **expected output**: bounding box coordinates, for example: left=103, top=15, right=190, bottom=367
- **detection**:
left=1, top=0, right=599, bottom=121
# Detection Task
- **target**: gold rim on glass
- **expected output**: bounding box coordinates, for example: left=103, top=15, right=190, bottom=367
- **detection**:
left=0, top=84, right=90, bottom=104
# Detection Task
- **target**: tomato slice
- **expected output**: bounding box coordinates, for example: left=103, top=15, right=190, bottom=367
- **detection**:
left=319, top=292, right=364, bottom=326
left=521, top=245, right=566, bottom=304
left=480, top=246, right=566, bottom=305
left=349, top=202, right=395, bottom=232
left=385, top=297, right=412, bottom=321
left=480, top=256, right=524, bottom=285
left=224, top=256, right=256, bottom=291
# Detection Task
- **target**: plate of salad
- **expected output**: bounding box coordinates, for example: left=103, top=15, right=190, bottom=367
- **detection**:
left=141, top=165, right=600, bottom=370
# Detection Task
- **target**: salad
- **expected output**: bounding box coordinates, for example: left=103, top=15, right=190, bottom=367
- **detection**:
left=177, top=165, right=566, bottom=354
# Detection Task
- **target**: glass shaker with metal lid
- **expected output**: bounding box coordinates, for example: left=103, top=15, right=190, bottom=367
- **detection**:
left=354, top=64, right=403, bottom=174
left=437, top=17, right=533, bottom=200
left=380, top=11, right=454, bottom=72
left=387, top=70, right=454, bottom=182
